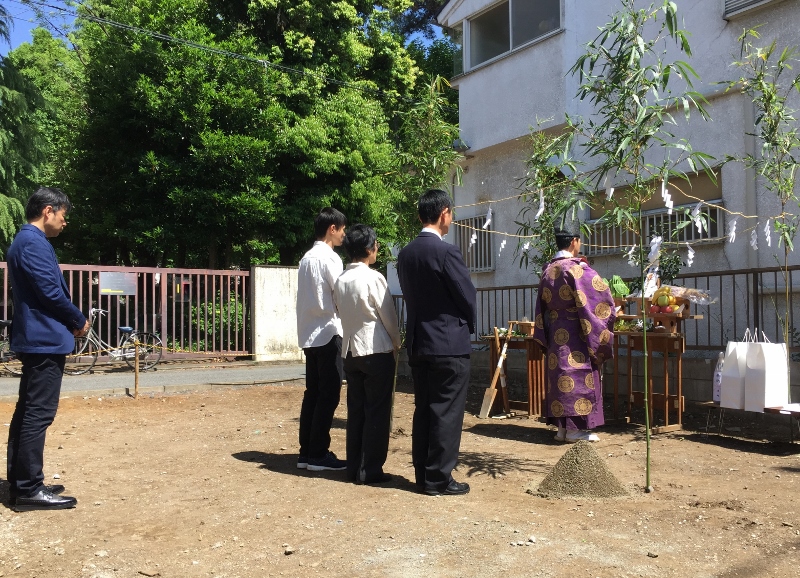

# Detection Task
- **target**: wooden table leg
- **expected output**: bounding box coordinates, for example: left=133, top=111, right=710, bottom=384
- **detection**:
left=677, top=337, right=683, bottom=426
left=526, top=340, right=534, bottom=418
left=613, top=337, right=619, bottom=421
left=648, top=344, right=654, bottom=428
left=663, top=339, right=670, bottom=427
left=627, top=337, right=634, bottom=418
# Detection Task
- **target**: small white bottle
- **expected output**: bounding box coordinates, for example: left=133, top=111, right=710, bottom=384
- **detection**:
left=712, top=352, right=724, bottom=403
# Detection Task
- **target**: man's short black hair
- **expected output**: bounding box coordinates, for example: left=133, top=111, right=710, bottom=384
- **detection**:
left=313, top=207, right=347, bottom=240
left=418, top=189, right=452, bottom=225
left=554, top=227, right=579, bottom=250
left=343, top=224, right=377, bottom=261
left=25, top=187, right=72, bottom=222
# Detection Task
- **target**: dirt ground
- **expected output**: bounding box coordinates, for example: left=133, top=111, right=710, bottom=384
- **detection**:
left=1, top=378, right=799, bottom=578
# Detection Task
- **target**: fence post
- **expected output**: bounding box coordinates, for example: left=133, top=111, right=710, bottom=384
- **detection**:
left=752, top=271, right=760, bottom=333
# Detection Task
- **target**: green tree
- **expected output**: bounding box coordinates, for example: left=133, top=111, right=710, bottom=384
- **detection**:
left=8, top=28, right=86, bottom=190
left=391, top=75, right=462, bottom=247
left=62, top=0, right=419, bottom=267
left=388, top=0, right=449, bottom=39
left=0, top=6, right=45, bottom=253
left=723, top=29, right=800, bottom=398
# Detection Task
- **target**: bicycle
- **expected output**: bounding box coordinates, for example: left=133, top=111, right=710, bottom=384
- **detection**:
left=64, top=308, right=163, bottom=376
left=0, top=320, right=22, bottom=376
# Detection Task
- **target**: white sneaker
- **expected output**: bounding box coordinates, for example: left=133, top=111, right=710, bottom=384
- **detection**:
left=565, top=430, right=600, bottom=443
left=553, top=427, right=566, bottom=442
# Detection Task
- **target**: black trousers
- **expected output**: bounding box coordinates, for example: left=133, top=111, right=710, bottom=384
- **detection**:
left=7, top=353, right=66, bottom=497
left=409, top=354, right=470, bottom=493
left=343, top=351, right=396, bottom=482
left=299, top=335, right=343, bottom=459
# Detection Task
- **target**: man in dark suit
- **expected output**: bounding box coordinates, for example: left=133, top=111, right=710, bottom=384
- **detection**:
left=6, top=187, right=89, bottom=511
left=397, top=189, right=477, bottom=496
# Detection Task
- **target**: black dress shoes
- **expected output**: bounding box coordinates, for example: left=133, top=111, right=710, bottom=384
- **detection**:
left=13, top=488, right=77, bottom=512
left=9, top=484, right=65, bottom=504
left=358, top=473, right=393, bottom=485
left=424, top=480, right=470, bottom=496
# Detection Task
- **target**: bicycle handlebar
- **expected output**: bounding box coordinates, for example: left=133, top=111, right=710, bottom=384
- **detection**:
left=89, top=308, right=108, bottom=317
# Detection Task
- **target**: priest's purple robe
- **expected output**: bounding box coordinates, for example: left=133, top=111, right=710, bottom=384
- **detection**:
left=532, top=256, right=616, bottom=429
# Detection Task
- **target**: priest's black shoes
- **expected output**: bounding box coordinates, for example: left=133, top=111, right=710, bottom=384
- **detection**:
left=424, top=480, right=470, bottom=496
left=13, top=488, right=77, bottom=511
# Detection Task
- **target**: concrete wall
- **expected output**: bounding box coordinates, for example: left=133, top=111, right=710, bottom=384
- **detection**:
left=251, top=266, right=303, bottom=362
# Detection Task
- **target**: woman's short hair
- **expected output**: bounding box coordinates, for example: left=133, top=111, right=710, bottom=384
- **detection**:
left=25, top=187, right=72, bottom=222
left=343, top=224, right=377, bottom=260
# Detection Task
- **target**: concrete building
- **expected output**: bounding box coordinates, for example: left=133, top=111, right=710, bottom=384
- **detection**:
left=435, top=0, right=800, bottom=289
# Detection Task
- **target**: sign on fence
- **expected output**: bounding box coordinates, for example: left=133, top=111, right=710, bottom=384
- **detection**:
left=99, top=272, right=138, bottom=296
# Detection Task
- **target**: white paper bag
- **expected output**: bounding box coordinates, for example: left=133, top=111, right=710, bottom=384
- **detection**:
left=744, top=337, right=789, bottom=413
left=720, top=339, right=748, bottom=410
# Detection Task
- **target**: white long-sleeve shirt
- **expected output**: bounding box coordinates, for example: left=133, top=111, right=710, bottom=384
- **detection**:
left=296, top=241, right=344, bottom=349
left=333, top=262, right=402, bottom=357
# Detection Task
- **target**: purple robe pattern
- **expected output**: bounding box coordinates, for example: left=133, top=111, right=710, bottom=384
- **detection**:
left=532, top=257, right=615, bottom=428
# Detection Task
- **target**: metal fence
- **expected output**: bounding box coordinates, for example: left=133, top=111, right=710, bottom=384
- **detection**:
left=392, top=264, right=800, bottom=353
left=0, top=263, right=250, bottom=357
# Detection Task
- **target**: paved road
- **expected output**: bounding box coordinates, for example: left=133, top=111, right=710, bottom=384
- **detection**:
left=0, top=361, right=306, bottom=401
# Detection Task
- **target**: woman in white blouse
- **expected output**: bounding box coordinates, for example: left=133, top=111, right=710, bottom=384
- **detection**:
left=334, top=225, right=402, bottom=485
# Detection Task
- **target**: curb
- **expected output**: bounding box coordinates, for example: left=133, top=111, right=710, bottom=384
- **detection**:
left=0, top=377, right=305, bottom=403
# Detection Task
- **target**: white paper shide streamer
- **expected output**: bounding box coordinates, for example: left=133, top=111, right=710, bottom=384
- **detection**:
left=686, top=243, right=695, bottom=268
left=522, top=241, right=531, bottom=253
left=534, top=190, right=545, bottom=221
left=691, top=202, right=703, bottom=234
left=624, top=245, right=636, bottom=267
left=727, top=217, right=738, bottom=243
left=604, top=176, right=614, bottom=201
left=468, top=231, right=477, bottom=252
left=498, top=239, right=507, bottom=257
left=764, top=219, right=771, bottom=247
left=483, top=208, right=493, bottom=230
left=750, top=225, right=758, bottom=251
left=648, top=236, right=663, bottom=263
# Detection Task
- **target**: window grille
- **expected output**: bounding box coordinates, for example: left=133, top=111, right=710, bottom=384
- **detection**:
left=724, top=0, right=782, bottom=18
left=454, top=216, right=495, bottom=273
left=583, top=201, right=724, bottom=257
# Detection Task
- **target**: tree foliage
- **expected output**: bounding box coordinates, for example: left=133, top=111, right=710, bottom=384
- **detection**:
left=392, top=75, right=462, bottom=247
left=386, top=0, right=449, bottom=40
left=723, top=29, right=800, bottom=349
left=0, top=5, right=44, bottom=253
left=21, top=0, right=423, bottom=267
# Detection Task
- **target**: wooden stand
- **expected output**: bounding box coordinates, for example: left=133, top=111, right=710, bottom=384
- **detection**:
left=611, top=296, right=703, bottom=434
left=479, top=321, right=546, bottom=419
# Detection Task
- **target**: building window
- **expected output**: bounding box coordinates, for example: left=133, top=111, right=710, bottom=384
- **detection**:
left=724, top=0, right=783, bottom=19
left=454, top=216, right=495, bottom=273
left=468, top=0, right=561, bottom=69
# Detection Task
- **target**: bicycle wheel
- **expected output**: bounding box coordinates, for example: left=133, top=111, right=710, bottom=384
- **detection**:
left=0, top=340, right=22, bottom=376
left=122, top=332, right=163, bottom=371
left=64, top=337, right=98, bottom=376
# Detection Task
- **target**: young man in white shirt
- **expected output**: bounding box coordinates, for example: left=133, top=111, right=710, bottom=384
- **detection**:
left=296, top=208, right=347, bottom=471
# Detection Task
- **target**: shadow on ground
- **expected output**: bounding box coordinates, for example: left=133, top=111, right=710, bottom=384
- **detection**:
left=230, top=451, right=417, bottom=492
left=456, top=450, right=550, bottom=479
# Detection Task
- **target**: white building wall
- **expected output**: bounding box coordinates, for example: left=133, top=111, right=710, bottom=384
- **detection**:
left=439, top=0, right=800, bottom=288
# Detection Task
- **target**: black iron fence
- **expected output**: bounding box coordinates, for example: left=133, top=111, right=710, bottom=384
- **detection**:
left=393, top=265, right=800, bottom=353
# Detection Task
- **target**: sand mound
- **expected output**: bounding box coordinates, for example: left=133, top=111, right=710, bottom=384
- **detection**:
left=533, top=440, right=629, bottom=499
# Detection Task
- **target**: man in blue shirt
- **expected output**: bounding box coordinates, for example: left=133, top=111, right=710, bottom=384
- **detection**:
left=6, top=187, right=89, bottom=511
